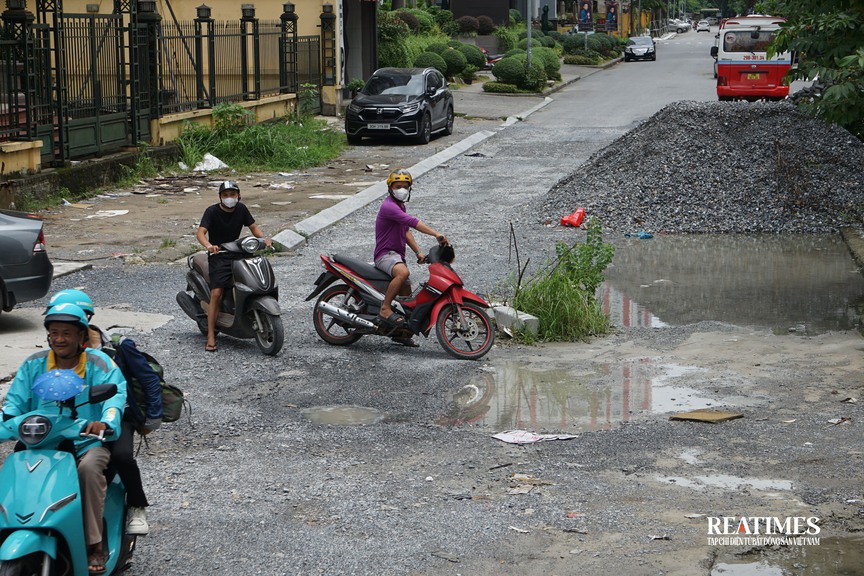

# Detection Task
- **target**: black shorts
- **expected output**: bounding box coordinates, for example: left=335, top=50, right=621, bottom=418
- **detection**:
left=208, top=254, right=234, bottom=289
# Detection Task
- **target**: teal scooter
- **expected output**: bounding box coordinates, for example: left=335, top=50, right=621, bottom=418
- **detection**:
left=0, top=381, right=137, bottom=575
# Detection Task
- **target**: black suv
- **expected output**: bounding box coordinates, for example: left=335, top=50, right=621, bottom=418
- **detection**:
left=345, top=67, right=454, bottom=145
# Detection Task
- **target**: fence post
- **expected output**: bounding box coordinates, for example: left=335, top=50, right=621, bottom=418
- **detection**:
left=240, top=4, right=259, bottom=100
left=279, top=2, right=297, bottom=94
left=319, top=2, right=335, bottom=86
left=1, top=0, right=36, bottom=139
left=136, top=0, right=161, bottom=127
left=194, top=3, right=213, bottom=107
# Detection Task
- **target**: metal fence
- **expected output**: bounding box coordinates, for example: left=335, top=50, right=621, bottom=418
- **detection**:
left=156, top=20, right=320, bottom=115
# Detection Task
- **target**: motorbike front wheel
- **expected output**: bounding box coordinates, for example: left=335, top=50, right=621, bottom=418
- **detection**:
left=251, top=311, right=284, bottom=356
left=0, top=553, right=46, bottom=576
left=435, top=302, right=495, bottom=360
left=313, top=284, right=364, bottom=345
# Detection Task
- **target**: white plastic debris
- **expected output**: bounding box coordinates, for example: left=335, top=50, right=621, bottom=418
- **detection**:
left=492, top=430, right=578, bottom=444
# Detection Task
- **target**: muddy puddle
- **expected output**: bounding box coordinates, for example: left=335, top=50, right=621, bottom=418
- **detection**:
left=710, top=535, right=864, bottom=575
left=439, top=359, right=750, bottom=432
left=601, top=234, right=864, bottom=334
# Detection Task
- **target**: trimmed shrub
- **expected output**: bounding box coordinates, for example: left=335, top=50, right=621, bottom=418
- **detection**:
left=456, top=15, right=479, bottom=34
left=456, top=43, right=486, bottom=69
left=540, top=35, right=557, bottom=48
left=378, top=10, right=410, bottom=43
left=561, top=33, right=585, bottom=55
left=508, top=8, right=522, bottom=25
left=519, top=29, right=545, bottom=40
left=483, top=81, right=519, bottom=93
left=379, top=41, right=412, bottom=68
left=433, top=9, right=453, bottom=27
left=586, top=34, right=604, bottom=52
left=440, top=47, right=468, bottom=76
left=413, top=51, right=447, bottom=75
left=504, top=48, right=526, bottom=58
left=447, top=39, right=463, bottom=48
left=408, top=9, right=434, bottom=34
left=563, top=54, right=599, bottom=65
left=395, top=10, right=420, bottom=32
left=517, top=37, right=542, bottom=50
left=427, top=42, right=449, bottom=54
left=534, top=46, right=561, bottom=80
left=477, top=15, right=496, bottom=35
left=491, top=56, right=525, bottom=85
left=546, top=30, right=564, bottom=42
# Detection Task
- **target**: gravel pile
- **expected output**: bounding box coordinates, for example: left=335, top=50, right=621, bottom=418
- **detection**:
left=539, top=100, right=864, bottom=233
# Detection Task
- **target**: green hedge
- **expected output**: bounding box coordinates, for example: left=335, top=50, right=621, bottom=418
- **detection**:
left=413, top=51, right=447, bottom=75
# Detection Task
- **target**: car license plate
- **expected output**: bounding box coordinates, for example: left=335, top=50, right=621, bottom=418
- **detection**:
left=368, top=123, right=390, bottom=130
left=746, top=73, right=761, bottom=80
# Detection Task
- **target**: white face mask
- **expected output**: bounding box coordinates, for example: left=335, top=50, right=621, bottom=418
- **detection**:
left=391, top=188, right=410, bottom=202
left=221, top=197, right=239, bottom=209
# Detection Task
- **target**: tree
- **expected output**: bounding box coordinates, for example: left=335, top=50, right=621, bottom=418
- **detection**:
left=762, top=0, right=864, bottom=140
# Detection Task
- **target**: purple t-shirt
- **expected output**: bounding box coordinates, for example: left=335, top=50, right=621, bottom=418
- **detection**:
left=374, top=196, right=419, bottom=262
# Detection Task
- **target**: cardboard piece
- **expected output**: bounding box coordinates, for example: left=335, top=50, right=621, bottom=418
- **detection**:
left=669, top=409, right=743, bottom=423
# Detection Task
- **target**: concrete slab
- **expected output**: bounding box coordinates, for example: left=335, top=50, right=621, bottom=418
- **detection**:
left=272, top=228, right=307, bottom=250
left=52, top=260, right=93, bottom=278
left=493, top=305, right=539, bottom=335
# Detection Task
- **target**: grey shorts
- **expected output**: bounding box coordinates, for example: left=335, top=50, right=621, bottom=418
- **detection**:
left=375, top=250, right=409, bottom=279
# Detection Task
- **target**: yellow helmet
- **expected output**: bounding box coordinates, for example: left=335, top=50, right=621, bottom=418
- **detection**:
left=386, top=170, right=413, bottom=188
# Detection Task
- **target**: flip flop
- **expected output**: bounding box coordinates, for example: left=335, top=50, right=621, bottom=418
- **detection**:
left=391, top=337, right=419, bottom=347
left=205, top=343, right=218, bottom=352
left=377, top=313, right=405, bottom=328
left=88, top=550, right=107, bottom=574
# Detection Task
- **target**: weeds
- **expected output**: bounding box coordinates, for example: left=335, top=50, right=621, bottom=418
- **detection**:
left=160, top=238, right=176, bottom=249
left=116, top=143, right=160, bottom=188
left=175, top=102, right=344, bottom=172
left=510, top=217, right=615, bottom=342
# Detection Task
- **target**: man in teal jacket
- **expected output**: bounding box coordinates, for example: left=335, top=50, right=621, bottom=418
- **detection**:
left=2, top=303, right=126, bottom=574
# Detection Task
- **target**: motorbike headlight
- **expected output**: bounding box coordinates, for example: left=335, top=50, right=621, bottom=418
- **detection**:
left=19, top=415, right=51, bottom=446
left=240, top=236, right=262, bottom=254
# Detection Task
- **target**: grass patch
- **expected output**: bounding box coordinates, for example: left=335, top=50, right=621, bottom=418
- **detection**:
left=160, top=238, right=176, bottom=249
left=175, top=102, right=345, bottom=172
left=509, top=217, right=615, bottom=342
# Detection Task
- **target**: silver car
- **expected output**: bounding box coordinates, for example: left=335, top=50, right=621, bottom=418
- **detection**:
left=0, top=210, right=53, bottom=314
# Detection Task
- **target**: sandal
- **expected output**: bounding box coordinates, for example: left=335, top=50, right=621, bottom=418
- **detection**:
left=88, top=548, right=107, bottom=575
left=377, top=313, right=405, bottom=328
left=205, top=343, right=218, bottom=352
left=391, top=336, right=419, bottom=347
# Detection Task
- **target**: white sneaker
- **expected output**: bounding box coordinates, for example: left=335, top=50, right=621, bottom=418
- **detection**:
left=126, top=507, right=150, bottom=535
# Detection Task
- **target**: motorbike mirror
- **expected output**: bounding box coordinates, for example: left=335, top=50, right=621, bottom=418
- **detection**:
left=710, top=46, right=718, bottom=57
left=426, top=244, right=455, bottom=264
left=88, top=384, right=117, bottom=404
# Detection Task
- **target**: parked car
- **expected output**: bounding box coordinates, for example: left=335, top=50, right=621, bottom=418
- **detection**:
left=697, top=20, right=710, bottom=32
left=668, top=19, right=689, bottom=33
left=0, top=210, right=53, bottom=314
left=344, top=67, right=455, bottom=145
left=624, top=36, right=657, bottom=62
left=706, top=16, right=719, bottom=26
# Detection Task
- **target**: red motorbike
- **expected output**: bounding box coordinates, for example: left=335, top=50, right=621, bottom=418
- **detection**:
left=305, top=244, right=495, bottom=360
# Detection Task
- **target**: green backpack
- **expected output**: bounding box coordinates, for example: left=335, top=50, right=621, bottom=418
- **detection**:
left=109, top=334, right=187, bottom=423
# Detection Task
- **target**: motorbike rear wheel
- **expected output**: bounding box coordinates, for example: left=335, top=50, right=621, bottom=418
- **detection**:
left=250, top=310, right=284, bottom=356
left=313, top=284, right=364, bottom=345
left=0, top=553, right=45, bottom=576
left=435, top=302, right=495, bottom=360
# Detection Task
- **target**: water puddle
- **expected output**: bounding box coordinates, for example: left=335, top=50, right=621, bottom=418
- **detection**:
left=300, top=405, right=384, bottom=425
left=710, top=535, right=864, bottom=575
left=656, top=474, right=793, bottom=492
left=601, top=234, right=864, bottom=334
left=440, top=360, right=748, bottom=432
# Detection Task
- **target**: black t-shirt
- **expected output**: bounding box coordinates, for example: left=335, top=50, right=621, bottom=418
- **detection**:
left=200, top=203, right=255, bottom=246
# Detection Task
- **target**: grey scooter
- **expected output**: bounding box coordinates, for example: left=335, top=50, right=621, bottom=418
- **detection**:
left=176, top=236, right=284, bottom=355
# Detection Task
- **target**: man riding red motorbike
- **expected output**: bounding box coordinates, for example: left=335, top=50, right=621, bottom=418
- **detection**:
left=374, top=169, right=448, bottom=346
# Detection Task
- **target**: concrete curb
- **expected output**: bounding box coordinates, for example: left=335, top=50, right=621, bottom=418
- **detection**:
left=290, top=129, right=499, bottom=242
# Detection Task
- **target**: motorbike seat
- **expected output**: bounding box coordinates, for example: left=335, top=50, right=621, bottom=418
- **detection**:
left=333, top=254, right=392, bottom=282
left=191, top=253, right=209, bottom=279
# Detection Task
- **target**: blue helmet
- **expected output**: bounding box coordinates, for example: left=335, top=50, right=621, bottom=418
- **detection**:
left=45, top=289, right=95, bottom=317
left=44, top=303, right=90, bottom=332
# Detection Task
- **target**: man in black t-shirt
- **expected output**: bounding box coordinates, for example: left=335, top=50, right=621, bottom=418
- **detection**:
left=196, top=180, right=272, bottom=352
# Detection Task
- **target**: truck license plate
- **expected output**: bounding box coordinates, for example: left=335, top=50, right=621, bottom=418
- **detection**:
left=368, top=123, right=390, bottom=129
